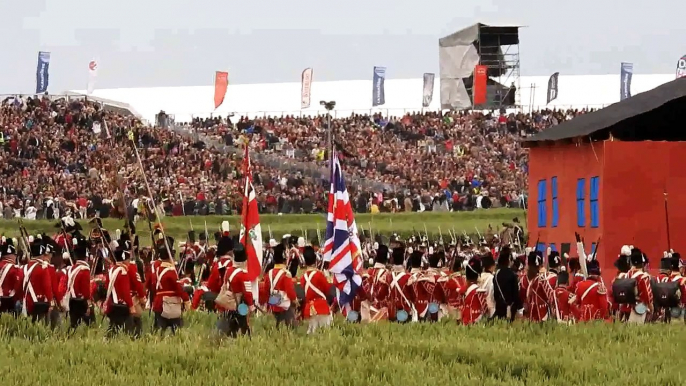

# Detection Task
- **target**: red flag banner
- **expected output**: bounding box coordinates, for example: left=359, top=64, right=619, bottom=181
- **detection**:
left=473, top=65, right=487, bottom=105
left=214, top=71, right=229, bottom=109
left=239, top=145, right=263, bottom=302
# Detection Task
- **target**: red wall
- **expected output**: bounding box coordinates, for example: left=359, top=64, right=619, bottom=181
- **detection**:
left=528, top=142, right=606, bottom=279
left=603, top=141, right=686, bottom=272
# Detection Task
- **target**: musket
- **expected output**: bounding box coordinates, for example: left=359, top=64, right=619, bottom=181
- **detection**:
left=474, top=226, right=483, bottom=240
left=438, top=226, right=444, bottom=244
left=268, top=225, right=273, bottom=240
left=368, top=221, right=373, bottom=242
left=316, top=228, right=322, bottom=246
left=423, top=223, right=429, bottom=241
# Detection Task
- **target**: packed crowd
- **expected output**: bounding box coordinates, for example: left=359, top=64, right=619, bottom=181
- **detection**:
left=0, top=94, right=594, bottom=219
left=187, top=108, right=591, bottom=212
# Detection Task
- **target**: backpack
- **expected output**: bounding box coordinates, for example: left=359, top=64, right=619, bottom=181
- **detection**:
left=652, top=281, right=679, bottom=308
left=612, top=278, right=637, bottom=304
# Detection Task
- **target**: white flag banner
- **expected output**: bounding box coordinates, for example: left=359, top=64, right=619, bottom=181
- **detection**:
left=92, top=122, right=102, bottom=134
left=422, top=73, right=435, bottom=107
left=87, top=59, right=98, bottom=95
left=301, top=68, right=313, bottom=109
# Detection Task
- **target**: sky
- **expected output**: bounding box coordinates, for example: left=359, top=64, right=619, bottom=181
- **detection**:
left=1, top=0, right=685, bottom=94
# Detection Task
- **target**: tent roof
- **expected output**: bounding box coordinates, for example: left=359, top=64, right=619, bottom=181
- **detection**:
left=523, top=77, right=686, bottom=144
left=439, top=23, right=523, bottom=47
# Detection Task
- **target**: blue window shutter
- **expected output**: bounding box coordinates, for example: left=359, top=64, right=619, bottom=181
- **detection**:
left=551, top=177, right=558, bottom=198
left=550, top=243, right=557, bottom=252
left=590, top=177, right=599, bottom=228
left=537, top=179, right=547, bottom=227
left=590, top=242, right=597, bottom=256
left=576, top=178, right=586, bottom=227
left=551, top=177, right=559, bottom=228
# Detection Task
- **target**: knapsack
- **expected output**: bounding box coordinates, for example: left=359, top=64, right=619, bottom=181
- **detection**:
left=652, top=281, right=679, bottom=308
left=612, top=278, right=637, bottom=304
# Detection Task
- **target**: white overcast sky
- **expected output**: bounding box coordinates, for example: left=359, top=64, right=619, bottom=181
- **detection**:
left=1, top=0, right=685, bottom=94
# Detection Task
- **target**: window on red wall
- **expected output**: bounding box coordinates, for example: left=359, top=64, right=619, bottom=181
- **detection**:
left=576, top=178, right=586, bottom=227
left=537, top=179, right=547, bottom=227
left=551, top=176, right=559, bottom=227
left=590, top=176, right=600, bottom=228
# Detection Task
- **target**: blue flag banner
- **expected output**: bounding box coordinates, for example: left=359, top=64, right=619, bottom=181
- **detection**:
left=620, top=62, right=633, bottom=101
left=36, top=51, right=51, bottom=94
left=372, top=66, right=386, bottom=106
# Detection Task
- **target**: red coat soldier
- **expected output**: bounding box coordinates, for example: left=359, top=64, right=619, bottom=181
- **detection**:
left=104, top=247, right=134, bottom=336
left=460, top=257, right=488, bottom=325
left=260, top=244, right=297, bottom=328
left=368, top=244, right=392, bottom=312
left=151, top=245, right=189, bottom=334
left=217, top=244, right=254, bottom=337
left=554, top=271, right=580, bottom=322
left=574, top=260, right=610, bottom=322
left=525, top=251, right=557, bottom=322
left=0, top=239, right=19, bottom=315
left=64, top=243, right=93, bottom=329
left=443, top=256, right=466, bottom=319
left=16, top=242, right=53, bottom=323
left=206, top=232, right=233, bottom=295
left=388, top=247, right=414, bottom=322
left=626, top=248, right=653, bottom=323
left=408, top=250, right=435, bottom=321
left=669, top=253, right=686, bottom=309
left=300, top=246, right=332, bottom=334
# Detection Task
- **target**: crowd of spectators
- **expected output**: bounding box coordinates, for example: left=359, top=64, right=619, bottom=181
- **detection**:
left=0, top=93, right=593, bottom=220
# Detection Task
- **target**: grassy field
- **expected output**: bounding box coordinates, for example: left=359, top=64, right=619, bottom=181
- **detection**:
left=0, top=312, right=684, bottom=386
left=2, top=209, right=524, bottom=245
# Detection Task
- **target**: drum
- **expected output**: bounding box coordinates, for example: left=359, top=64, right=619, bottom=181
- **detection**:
left=670, top=307, right=683, bottom=318
left=268, top=294, right=282, bottom=306
left=428, top=302, right=440, bottom=314
left=634, top=303, right=647, bottom=315
left=237, top=303, right=249, bottom=316
left=347, top=310, right=359, bottom=322
left=396, top=309, right=409, bottom=322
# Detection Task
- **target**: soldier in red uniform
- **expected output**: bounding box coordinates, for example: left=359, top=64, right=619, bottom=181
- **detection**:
left=300, top=246, right=332, bottom=334
left=547, top=251, right=562, bottom=289
left=610, top=253, right=631, bottom=321
left=626, top=249, right=653, bottom=324
left=119, top=234, right=145, bottom=337
left=525, top=251, right=557, bottom=322
left=0, top=239, right=19, bottom=315
left=554, top=271, right=580, bottom=322
left=260, top=244, right=298, bottom=328
left=16, top=242, right=53, bottom=324
left=567, top=257, right=584, bottom=294
left=368, top=244, right=392, bottom=317
left=408, top=250, right=435, bottom=322
left=460, top=257, right=487, bottom=325
left=64, top=242, right=93, bottom=329
left=206, top=231, right=234, bottom=300
left=668, top=254, right=686, bottom=322
left=388, top=246, right=413, bottom=322
left=217, top=244, right=254, bottom=338
left=43, top=239, right=64, bottom=329
left=151, top=244, right=189, bottom=335
left=574, top=260, right=610, bottom=322
left=656, top=256, right=672, bottom=283
left=104, top=245, right=134, bottom=337
left=443, top=253, right=466, bottom=320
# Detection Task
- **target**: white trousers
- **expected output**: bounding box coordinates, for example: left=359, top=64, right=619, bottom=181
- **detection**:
left=307, top=314, right=332, bottom=334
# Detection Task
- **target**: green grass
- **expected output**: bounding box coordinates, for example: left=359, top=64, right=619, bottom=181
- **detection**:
left=4, top=209, right=524, bottom=245
left=0, top=312, right=684, bottom=386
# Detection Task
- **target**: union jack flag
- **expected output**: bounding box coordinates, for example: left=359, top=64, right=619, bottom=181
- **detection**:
left=323, top=150, right=363, bottom=307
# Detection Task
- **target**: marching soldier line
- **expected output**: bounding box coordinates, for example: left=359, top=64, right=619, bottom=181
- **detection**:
left=1, top=215, right=685, bottom=340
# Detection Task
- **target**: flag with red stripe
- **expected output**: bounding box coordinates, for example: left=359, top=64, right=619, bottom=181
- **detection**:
left=322, top=150, right=362, bottom=306
left=239, top=145, right=263, bottom=302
